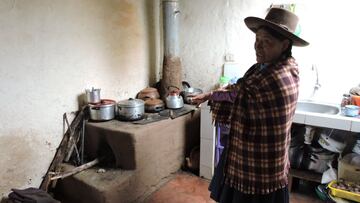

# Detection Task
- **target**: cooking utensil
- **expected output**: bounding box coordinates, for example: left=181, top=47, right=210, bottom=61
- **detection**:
left=182, top=87, right=203, bottom=104
left=165, top=86, right=184, bottom=109
left=144, top=98, right=164, bottom=113
left=137, top=87, right=160, bottom=100
left=85, top=87, right=101, bottom=104
left=88, top=99, right=116, bottom=121
left=117, top=98, right=145, bottom=121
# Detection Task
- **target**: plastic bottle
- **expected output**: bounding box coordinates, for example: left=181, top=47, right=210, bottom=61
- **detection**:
left=341, top=93, right=351, bottom=114
left=218, top=76, right=230, bottom=89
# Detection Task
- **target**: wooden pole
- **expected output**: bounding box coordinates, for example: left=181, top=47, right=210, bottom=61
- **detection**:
left=39, top=106, right=87, bottom=191
left=50, top=158, right=100, bottom=180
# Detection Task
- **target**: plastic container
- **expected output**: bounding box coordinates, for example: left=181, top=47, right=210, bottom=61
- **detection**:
left=352, top=95, right=360, bottom=106
left=338, top=153, right=360, bottom=182
left=328, top=180, right=360, bottom=202
left=341, top=94, right=352, bottom=106
left=344, top=105, right=360, bottom=117
left=341, top=94, right=351, bottom=115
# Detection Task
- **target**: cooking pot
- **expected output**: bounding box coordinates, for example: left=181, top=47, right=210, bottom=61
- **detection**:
left=307, top=154, right=335, bottom=173
left=85, top=87, right=101, bottom=104
left=182, top=87, right=203, bottom=104
left=137, top=87, right=160, bottom=100
left=318, top=133, right=346, bottom=153
left=145, top=98, right=164, bottom=113
left=185, top=146, right=200, bottom=171
left=289, top=145, right=303, bottom=169
left=117, top=98, right=145, bottom=121
left=89, top=99, right=115, bottom=121
left=165, top=86, right=184, bottom=109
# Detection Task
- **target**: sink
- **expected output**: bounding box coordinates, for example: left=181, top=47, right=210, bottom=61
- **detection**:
left=296, top=101, right=340, bottom=115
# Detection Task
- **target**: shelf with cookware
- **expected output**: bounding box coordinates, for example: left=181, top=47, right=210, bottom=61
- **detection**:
left=199, top=102, right=360, bottom=184
left=288, top=110, right=360, bottom=191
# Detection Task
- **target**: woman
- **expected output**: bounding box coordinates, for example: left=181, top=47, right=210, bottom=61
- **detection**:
left=192, top=8, right=309, bottom=203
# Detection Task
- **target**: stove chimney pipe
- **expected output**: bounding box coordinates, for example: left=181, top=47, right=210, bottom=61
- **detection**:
left=160, top=0, right=182, bottom=99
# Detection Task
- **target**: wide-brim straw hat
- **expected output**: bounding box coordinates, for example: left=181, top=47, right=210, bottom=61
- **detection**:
left=244, top=7, right=309, bottom=47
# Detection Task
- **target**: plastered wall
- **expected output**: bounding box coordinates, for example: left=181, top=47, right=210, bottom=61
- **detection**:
left=181, top=0, right=360, bottom=103
left=0, top=0, right=161, bottom=198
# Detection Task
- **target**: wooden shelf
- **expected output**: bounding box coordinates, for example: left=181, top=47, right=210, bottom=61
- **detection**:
left=288, top=168, right=322, bottom=191
left=289, top=168, right=322, bottom=183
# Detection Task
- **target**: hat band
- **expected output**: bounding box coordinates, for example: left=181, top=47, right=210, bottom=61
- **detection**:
left=277, top=23, right=292, bottom=32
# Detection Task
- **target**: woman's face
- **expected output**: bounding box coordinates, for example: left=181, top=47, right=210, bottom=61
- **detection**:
left=254, top=28, right=290, bottom=64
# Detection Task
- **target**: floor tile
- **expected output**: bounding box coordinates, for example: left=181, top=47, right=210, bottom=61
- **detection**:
left=145, top=172, right=324, bottom=203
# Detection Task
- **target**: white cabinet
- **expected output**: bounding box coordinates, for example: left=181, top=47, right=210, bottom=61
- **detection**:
left=199, top=102, right=215, bottom=180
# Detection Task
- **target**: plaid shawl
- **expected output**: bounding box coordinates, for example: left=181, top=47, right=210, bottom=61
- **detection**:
left=222, top=57, right=299, bottom=194
left=209, top=79, right=242, bottom=125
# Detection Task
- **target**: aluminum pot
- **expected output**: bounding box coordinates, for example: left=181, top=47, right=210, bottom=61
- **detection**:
left=182, top=87, right=203, bottom=104
left=85, top=88, right=101, bottom=104
left=117, top=98, right=145, bottom=121
left=89, top=99, right=115, bottom=121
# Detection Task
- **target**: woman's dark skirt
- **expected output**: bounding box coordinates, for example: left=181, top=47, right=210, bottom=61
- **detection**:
left=209, top=146, right=289, bottom=203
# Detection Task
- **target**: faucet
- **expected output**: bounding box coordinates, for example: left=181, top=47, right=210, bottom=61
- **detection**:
left=309, top=65, right=321, bottom=99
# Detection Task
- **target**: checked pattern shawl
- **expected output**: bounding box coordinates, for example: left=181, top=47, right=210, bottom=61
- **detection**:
left=209, top=79, right=242, bottom=125
left=223, top=57, right=299, bottom=194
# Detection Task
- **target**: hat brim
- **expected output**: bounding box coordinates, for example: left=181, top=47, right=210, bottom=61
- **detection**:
left=244, top=16, right=309, bottom=47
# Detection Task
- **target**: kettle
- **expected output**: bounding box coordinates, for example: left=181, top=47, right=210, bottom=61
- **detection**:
left=85, top=87, right=101, bottom=104
left=165, top=86, right=184, bottom=109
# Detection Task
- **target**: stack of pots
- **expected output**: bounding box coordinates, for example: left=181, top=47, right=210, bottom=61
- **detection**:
left=302, top=146, right=336, bottom=173
left=136, top=87, right=165, bottom=113
left=86, top=88, right=116, bottom=121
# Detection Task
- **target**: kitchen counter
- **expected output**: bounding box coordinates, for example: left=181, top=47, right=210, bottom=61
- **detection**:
left=293, top=110, right=360, bottom=132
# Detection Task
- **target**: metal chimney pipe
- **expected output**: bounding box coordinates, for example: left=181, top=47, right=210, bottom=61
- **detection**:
left=160, top=0, right=182, bottom=99
left=163, top=0, right=180, bottom=56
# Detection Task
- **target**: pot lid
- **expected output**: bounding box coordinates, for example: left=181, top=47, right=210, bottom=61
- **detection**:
left=117, top=98, right=144, bottom=107
left=145, top=98, right=164, bottom=106
left=85, top=87, right=101, bottom=93
left=140, top=87, right=159, bottom=94
left=183, top=87, right=203, bottom=95
left=88, top=99, right=115, bottom=107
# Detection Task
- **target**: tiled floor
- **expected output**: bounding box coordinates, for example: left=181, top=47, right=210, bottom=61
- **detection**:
left=145, top=172, right=324, bottom=203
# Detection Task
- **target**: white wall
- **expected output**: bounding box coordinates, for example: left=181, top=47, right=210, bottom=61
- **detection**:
left=181, top=0, right=360, bottom=104
left=0, top=0, right=161, bottom=198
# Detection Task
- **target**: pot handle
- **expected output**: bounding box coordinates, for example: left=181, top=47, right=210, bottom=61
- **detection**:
left=182, top=81, right=191, bottom=88
left=155, top=106, right=164, bottom=111
left=167, top=85, right=180, bottom=91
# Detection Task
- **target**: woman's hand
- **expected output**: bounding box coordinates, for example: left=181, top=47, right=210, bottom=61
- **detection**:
left=189, top=92, right=212, bottom=106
